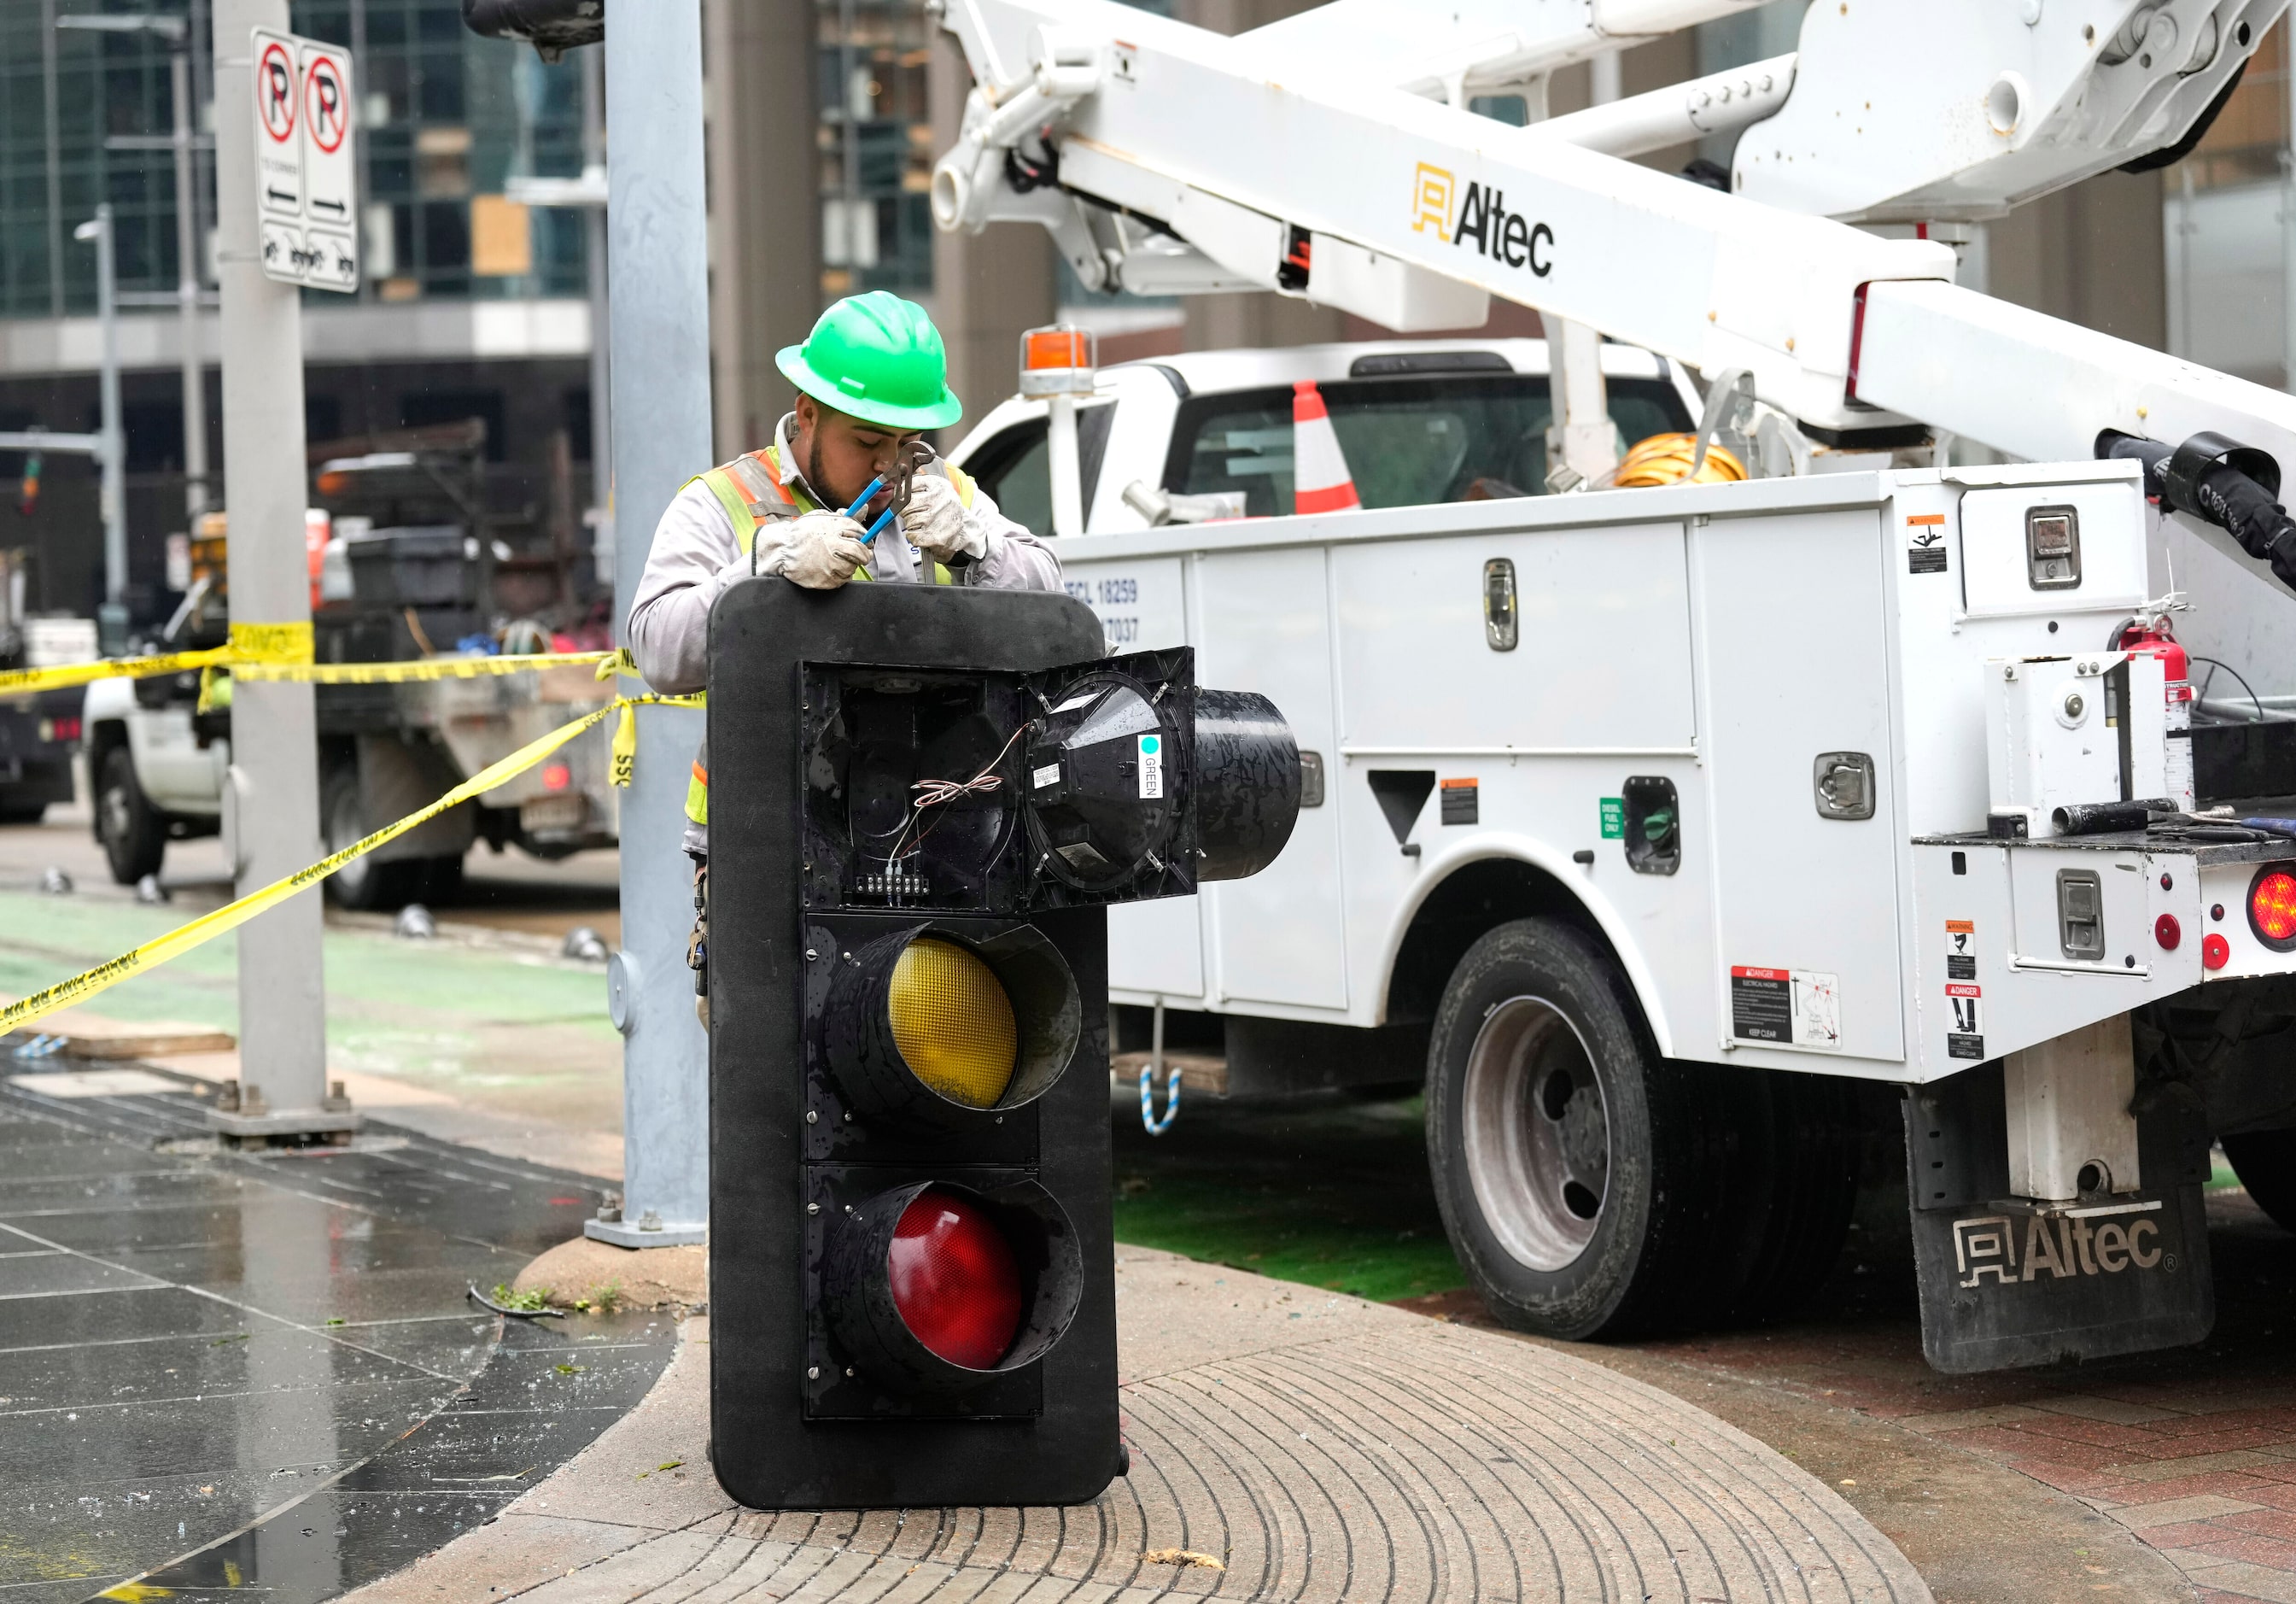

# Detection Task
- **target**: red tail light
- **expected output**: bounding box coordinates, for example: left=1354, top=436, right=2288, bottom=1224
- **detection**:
left=541, top=760, right=571, bottom=793
left=2249, top=867, right=2296, bottom=951
left=888, top=1186, right=1023, bottom=1369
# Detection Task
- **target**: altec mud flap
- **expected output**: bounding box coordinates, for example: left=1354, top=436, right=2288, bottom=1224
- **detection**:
left=1906, top=1062, right=2215, bottom=1372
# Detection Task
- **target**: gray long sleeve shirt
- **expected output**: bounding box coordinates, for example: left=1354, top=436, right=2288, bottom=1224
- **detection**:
left=628, top=413, right=1063, bottom=697
left=628, top=415, right=1064, bottom=853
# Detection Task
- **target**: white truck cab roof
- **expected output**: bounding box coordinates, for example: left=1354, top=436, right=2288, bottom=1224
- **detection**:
left=949, top=338, right=1700, bottom=538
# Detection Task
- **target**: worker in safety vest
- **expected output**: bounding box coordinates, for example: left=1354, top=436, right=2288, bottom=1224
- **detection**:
left=628, top=291, right=1063, bottom=1022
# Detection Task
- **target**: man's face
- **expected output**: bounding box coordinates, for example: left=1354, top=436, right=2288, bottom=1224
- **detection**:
left=792, top=395, right=922, bottom=518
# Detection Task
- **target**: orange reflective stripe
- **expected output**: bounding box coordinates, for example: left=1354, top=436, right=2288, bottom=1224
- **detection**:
left=692, top=761, right=707, bottom=784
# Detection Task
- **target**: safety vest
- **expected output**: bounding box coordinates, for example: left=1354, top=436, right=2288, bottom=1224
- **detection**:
left=682, top=445, right=979, bottom=828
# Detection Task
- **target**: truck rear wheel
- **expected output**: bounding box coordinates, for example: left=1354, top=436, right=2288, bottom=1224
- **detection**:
left=1427, top=917, right=1756, bottom=1339
left=96, top=747, right=166, bottom=885
left=324, top=765, right=417, bottom=910
left=2223, top=1131, right=2296, bottom=1232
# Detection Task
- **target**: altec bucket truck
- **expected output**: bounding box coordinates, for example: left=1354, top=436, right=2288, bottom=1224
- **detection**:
left=926, top=0, right=2296, bottom=1370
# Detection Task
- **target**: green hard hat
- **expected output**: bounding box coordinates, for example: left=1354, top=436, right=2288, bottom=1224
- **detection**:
left=777, top=292, right=962, bottom=430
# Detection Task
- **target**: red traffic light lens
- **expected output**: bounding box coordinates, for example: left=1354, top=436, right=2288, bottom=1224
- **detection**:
left=889, top=1186, right=1024, bottom=1369
left=2251, top=867, right=2296, bottom=951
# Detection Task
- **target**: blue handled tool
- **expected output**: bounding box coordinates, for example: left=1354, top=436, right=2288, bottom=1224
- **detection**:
left=841, top=477, right=903, bottom=544
left=841, top=442, right=937, bottom=545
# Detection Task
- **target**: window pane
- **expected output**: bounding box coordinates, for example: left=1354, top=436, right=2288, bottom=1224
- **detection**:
left=1169, top=375, right=1691, bottom=514
left=973, top=427, right=1053, bottom=540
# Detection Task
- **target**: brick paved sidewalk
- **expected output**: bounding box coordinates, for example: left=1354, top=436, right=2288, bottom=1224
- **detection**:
left=349, top=1249, right=1931, bottom=1604
left=1416, top=1187, right=2296, bottom=1604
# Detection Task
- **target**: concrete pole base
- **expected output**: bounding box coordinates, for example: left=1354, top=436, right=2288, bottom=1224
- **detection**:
left=204, top=1108, right=363, bottom=1144
left=584, top=1215, right=707, bottom=1249
left=203, top=1074, right=359, bottom=1144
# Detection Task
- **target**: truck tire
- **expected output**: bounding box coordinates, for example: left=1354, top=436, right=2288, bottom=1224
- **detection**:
left=1723, top=1069, right=1861, bottom=1320
left=2223, top=1130, right=2296, bottom=1232
left=96, top=747, right=167, bottom=885
left=1426, top=917, right=1756, bottom=1339
left=323, top=764, right=416, bottom=910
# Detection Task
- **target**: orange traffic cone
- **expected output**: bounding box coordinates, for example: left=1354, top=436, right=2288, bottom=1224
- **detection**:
left=1292, top=380, right=1360, bottom=514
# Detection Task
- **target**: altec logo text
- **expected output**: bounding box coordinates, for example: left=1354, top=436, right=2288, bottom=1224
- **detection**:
left=1951, top=1206, right=2168, bottom=1291
left=1412, top=161, right=1553, bottom=278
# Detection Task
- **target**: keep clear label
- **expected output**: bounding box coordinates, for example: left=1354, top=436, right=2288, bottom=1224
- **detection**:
left=1731, top=966, right=1843, bottom=1050
left=1138, top=733, right=1164, bottom=799
left=1945, top=919, right=1983, bottom=1059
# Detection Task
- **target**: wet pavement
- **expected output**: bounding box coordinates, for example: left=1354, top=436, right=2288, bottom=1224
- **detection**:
left=0, top=1066, right=675, bottom=1603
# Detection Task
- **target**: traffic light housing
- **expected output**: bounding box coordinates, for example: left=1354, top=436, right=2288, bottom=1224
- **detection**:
left=707, top=582, right=1297, bottom=1510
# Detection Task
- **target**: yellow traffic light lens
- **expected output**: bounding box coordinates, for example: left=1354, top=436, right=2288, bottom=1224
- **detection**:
left=888, top=939, right=1017, bottom=1108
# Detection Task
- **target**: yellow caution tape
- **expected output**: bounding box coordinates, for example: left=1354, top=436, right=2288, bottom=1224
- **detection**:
left=0, top=644, right=233, bottom=697
left=232, top=648, right=625, bottom=684
left=3, top=624, right=642, bottom=698
left=228, top=621, right=316, bottom=664
left=0, top=690, right=700, bottom=1037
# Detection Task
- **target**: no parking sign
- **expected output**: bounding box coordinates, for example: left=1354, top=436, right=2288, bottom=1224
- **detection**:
left=250, top=26, right=359, bottom=292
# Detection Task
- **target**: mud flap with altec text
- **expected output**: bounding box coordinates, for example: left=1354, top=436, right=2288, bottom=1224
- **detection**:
left=1904, top=1062, right=2214, bottom=1373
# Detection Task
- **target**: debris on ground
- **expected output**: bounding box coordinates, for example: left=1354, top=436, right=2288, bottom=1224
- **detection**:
left=1142, top=1548, right=1225, bottom=1570
left=470, top=1281, right=565, bottom=1319
left=511, top=1235, right=707, bottom=1313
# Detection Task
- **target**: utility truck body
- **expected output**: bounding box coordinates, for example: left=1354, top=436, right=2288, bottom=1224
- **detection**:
left=921, top=0, right=2296, bottom=1367
left=956, top=345, right=2296, bottom=1370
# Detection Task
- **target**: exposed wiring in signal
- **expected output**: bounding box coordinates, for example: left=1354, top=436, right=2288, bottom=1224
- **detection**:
left=880, top=723, right=1031, bottom=870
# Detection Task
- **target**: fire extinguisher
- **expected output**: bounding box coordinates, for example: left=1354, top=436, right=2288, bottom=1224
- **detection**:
left=2117, top=619, right=2194, bottom=812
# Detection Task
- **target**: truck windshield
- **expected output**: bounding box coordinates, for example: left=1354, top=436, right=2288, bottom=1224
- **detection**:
left=1162, top=374, right=1691, bottom=516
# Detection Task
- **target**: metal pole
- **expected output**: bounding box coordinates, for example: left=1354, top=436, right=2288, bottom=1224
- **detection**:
left=589, top=0, right=709, bottom=1248
left=76, top=206, right=127, bottom=638
left=172, top=44, right=209, bottom=518
left=208, top=0, right=342, bottom=1141
left=1539, top=58, right=1614, bottom=488
left=1047, top=393, right=1082, bottom=536
left=581, top=44, right=611, bottom=541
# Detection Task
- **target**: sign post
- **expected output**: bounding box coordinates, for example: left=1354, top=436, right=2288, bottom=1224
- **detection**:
left=206, top=9, right=359, bottom=1144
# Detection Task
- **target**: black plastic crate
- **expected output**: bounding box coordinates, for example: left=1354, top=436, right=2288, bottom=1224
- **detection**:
left=344, top=526, right=473, bottom=608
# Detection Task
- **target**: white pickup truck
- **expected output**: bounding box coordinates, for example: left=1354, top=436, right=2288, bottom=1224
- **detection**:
left=949, top=336, right=2296, bottom=1373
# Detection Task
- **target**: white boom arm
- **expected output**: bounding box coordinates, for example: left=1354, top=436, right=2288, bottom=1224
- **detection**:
left=933, top=0, right=2296, bottom=487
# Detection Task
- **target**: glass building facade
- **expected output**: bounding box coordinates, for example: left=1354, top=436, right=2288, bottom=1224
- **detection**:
left=0, top=0, right=591, bottom=319
left=815, top=0, right=935, bottom=300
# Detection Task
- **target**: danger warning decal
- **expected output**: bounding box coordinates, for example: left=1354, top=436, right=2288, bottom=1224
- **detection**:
left=1730, top=966, right=1842, bottom=1051
left=1944, top=920, right=1983, bottom=1059
left=1907, top=512, right=1948, bottom=574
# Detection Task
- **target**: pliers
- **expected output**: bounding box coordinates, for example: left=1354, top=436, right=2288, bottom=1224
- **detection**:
left=844, top=439, right=938, bottom=544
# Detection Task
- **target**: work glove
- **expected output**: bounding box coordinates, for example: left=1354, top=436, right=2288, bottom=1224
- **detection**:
left=900, top=474, right=989, bottom=564
left=766, top=509, right=872, bottom=588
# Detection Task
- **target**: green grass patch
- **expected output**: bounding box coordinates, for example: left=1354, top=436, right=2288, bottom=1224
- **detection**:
left=1108, top=1091, right=1466, bottom=1304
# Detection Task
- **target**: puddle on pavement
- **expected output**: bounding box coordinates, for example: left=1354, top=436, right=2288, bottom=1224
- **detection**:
left=0, top=1070, right=669, bottom=1604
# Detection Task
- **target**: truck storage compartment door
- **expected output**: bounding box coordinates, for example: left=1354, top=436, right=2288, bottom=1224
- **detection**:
left=1066, top=554, right=1206, bottom=1003
left=1197, top=546, right=1347, bottom=1010
left=1697, top=508, right=1905, bottom=1064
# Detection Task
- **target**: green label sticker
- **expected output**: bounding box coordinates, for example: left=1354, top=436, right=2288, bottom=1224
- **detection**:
left=1599, top=798, right=1625, bottom=840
